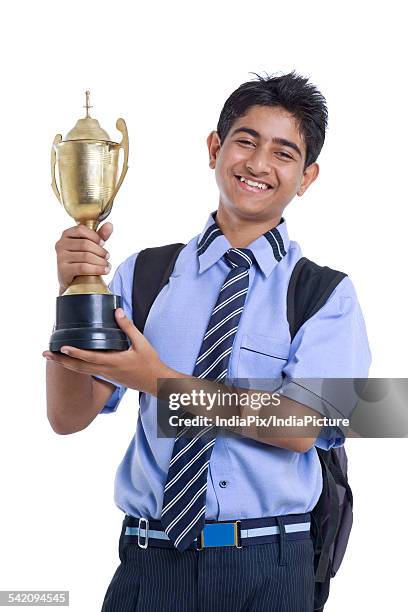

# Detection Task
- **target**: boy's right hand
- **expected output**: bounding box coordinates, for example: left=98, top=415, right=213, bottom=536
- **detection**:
left=55, top=222, right=113, bottom=295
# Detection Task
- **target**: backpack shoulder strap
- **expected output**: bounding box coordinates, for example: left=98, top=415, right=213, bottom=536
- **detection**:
left=132, top=243, right=185, bottom=333
left=287, top=257, right=347, bottom=340
left=287, top=259, right=353, bottom=600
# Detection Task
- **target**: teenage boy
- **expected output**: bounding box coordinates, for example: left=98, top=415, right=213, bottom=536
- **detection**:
left=44, top=71, right=371, bottom=612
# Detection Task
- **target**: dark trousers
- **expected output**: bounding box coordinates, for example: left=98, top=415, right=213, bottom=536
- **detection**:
left=101, top=521, right=315, bottom=612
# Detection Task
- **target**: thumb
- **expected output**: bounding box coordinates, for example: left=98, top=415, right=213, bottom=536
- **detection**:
left=115, top=308, right=143, bottom=348
left=97, top=222, right=113, bottom=243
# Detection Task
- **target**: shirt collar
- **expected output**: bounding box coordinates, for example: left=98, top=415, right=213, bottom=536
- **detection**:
left=197, top=210, right=290, bottom=278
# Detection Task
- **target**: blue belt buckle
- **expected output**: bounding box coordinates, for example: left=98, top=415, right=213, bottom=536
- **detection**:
left=199, top=521, right=241, bottom=549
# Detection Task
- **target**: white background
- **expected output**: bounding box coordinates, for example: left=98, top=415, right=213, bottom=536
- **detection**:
left=0, top=1, right=406, bottom=610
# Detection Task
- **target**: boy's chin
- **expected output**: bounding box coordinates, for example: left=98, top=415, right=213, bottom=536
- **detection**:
left=226, top=198, right=274, bottom=218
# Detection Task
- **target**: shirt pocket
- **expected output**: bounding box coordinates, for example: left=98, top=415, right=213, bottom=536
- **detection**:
left=237, top=333, right=290, bottom=383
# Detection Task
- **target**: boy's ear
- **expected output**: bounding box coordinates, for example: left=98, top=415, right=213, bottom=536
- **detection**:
left=207, top=131, right=221, bottom=169
left=297, top=162, right=319, bottom=196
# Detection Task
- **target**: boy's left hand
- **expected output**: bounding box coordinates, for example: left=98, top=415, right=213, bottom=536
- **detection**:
left=42, top=308, right=171, bottom=396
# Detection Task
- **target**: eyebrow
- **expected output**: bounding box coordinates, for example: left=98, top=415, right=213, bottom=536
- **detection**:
left=231, top=127, right=303, bottom=158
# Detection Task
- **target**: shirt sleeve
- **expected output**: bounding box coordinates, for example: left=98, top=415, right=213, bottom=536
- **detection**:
left=93, top=252, right=139, bottom=414
left=279, top=276, right=372, bottom=449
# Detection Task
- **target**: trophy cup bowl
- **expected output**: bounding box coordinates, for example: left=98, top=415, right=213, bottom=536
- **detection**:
left=49, top=92, right=130, bottom=352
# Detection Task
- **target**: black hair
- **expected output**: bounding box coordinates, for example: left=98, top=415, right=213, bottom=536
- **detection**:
left=216, top=70, right=328, bottom=169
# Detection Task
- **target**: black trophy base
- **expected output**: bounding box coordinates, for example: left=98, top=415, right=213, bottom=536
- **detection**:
left=49, top=293, right=129, bottom=352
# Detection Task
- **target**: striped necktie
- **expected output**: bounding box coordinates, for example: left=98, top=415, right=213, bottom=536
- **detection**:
left=160, top=247, right=256, bottom=551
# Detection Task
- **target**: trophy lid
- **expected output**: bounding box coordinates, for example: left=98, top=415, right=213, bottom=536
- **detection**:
left=64, top=91, right=111, bottom=141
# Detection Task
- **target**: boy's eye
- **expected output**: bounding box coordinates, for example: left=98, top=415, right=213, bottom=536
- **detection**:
left=237, top=139, right=255, bottom=147
left=277, top=151, right=293, bottom=159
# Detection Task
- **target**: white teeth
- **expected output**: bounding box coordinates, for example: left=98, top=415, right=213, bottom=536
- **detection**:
left=239, top=176, right=269, bottom=190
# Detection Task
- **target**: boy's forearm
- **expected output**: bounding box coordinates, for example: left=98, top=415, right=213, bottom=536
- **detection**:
left=46, top=360, right=94, bottom=434
left=156, top=369, right=321, bottom=452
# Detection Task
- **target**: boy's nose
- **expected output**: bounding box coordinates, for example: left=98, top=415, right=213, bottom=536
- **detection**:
left=246, top=150, right=273, bottom=175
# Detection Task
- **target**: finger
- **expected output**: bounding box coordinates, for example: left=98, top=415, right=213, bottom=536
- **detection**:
left=61, top=237, right=109, bottom=259
left=58, top=345, right=116, bottom=365
left=65, top=251, right=110, bottom=267
left=43, top=350, right=107, bottom=375
left=97, top=222, right=113, bottom=243
left=59, top=261, right=111, bottom=278
left=61, top=224, right=103, bottom=245
left=114, top=308, right=143, bottom=348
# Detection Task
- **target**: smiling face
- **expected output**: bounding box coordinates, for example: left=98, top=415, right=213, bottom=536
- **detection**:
left=207, top=105, right=319, bottom=226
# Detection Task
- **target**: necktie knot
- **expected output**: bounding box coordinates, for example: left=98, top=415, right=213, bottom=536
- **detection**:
left=224, top=248, right=256, bottom=270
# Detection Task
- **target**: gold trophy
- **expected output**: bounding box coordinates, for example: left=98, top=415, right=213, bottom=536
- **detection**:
left=49, top=91, right=129, bottom=351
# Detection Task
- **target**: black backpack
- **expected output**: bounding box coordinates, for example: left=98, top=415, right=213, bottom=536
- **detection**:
left=132, top=243, right=352, bottom=612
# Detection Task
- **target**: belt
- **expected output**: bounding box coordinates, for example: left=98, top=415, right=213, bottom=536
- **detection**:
left=123, top=513, right=311, bottom=550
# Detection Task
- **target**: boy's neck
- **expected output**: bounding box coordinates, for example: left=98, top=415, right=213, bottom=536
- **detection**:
left=215, top=206, right=282, bottom=248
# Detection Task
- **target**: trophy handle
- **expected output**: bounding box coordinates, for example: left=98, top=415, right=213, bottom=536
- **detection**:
left=51, top=134, right=63, bottom=203
left=99, top=118, right=129, bottom=222
left=113, top=118, right=129, bottom=198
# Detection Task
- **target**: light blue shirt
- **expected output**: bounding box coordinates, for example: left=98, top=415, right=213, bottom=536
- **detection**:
left=97, top=212, right=371, bottom=521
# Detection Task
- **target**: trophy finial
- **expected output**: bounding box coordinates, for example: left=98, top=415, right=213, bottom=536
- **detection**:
left=84, top=90, right=93, bottom=118
left=65, top=91, right=110, bottom=141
